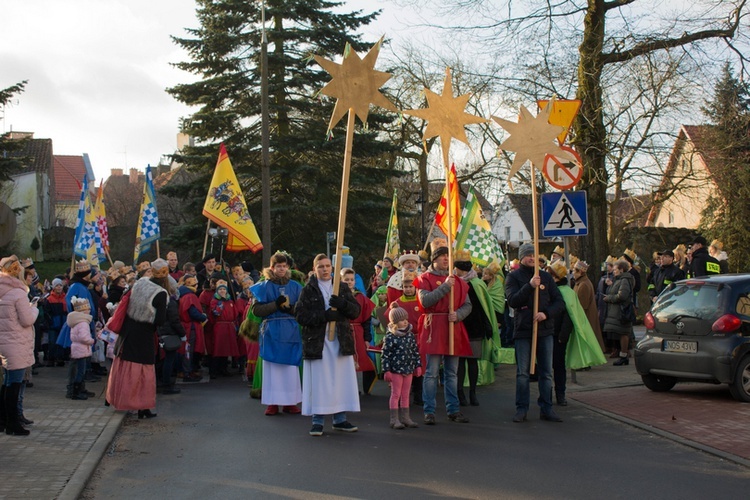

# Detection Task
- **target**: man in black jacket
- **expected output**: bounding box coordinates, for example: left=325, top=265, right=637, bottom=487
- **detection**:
left=505, top=243, right=565, bottom=423
left=688, top=236, right=721, bottom=278
left=649, top=250, right=685, bottom=302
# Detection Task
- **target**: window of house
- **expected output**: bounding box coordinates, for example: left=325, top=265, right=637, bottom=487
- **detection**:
left=519, top=231, right=524, bottom=240
left=504, top=226, right=511, bottom=241
left=668, top=210, right=674, bottom=224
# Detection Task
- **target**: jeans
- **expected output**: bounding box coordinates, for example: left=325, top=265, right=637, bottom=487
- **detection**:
left=515, top=335, right=554, bottom=414
left=161, top=350, right=178, bottom=386
left=423, top=354, right=459, bottom=415
left=2, top=368, right=25, bottom=386
left=312, top=412, right=347, bottom=426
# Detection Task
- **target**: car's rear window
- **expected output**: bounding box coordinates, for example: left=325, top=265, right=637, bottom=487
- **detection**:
left=651, top=282, right=727, bottom=322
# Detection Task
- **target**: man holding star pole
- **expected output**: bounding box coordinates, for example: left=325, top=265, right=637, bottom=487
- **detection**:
left=405, top=68, right=484, bottom=425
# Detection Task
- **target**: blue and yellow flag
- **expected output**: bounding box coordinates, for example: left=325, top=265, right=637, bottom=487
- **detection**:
left=73, top=176, right=105, bottom=265
left=203, top=144, right=262, bottom=253
left=133, top=165, right=160, bottom=264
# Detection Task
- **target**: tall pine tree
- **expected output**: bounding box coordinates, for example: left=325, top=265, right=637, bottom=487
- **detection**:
left=699, top=63, right=750, bottom=272
left=166, top=0, right=401, bottom=269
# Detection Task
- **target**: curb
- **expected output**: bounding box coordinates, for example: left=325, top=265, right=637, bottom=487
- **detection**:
left=573, top=398, right=750, bottom=469
left=57, top=410, right=127, bottom=500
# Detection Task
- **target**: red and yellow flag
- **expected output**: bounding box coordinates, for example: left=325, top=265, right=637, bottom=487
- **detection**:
left=435, top=163, right=460, bottom=238
left=202, top=144, right=263, bottom=253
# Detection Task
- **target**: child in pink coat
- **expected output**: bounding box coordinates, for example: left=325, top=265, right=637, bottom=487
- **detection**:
left=67, top=297, right=94, bottom=401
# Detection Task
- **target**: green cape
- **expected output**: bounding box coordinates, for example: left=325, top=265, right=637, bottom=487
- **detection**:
left=559, top=285, right=607, bottom=370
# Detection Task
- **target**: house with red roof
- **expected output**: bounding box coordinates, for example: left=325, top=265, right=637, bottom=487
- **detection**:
left=53, top=154, right=94, bottom=227
left=646, top=125, right=717, bottom=228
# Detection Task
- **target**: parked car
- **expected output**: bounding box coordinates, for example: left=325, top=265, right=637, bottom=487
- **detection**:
left=635, top=274, right=750, bottom=402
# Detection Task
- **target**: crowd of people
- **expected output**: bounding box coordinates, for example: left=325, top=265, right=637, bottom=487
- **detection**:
left=0, top=234, right=728, bottom=437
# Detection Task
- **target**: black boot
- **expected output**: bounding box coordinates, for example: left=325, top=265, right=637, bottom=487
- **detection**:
left=0, top=385, right=6, bottom=432
left=556, top=392, right=568, bottom=406
left=5, top=383, right=30, bottom=436
left=80, top=381, right=95, bottom=397
left=71, top=383, right=89, bottom=400
left=469, top=389, right=479, bottom=406
left=138, top=409, right=157, bottom=419
left=458, top=389, right=468, bottom=407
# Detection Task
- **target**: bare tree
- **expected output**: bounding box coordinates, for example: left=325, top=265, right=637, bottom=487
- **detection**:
left=393, top=0, right=748, bottom=268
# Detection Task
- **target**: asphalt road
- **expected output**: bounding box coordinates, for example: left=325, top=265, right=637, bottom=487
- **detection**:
left=83, top=367, right=750, bottom=499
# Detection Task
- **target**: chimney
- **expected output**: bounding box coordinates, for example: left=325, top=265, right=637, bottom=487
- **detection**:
left=110, top=168, right=123, bottom=177
left=129, top=168, right=139, bottom=184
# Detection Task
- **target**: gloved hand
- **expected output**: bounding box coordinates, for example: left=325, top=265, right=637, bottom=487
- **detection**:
left=329, top=294, right=347, bottom=310
left=413, top=367, right=423, bottom=378
left=384, top=372, right=393, bottom=383
left=324, top=309, right=341, bottom=322
left=275, top=295, right=287, bottom=308
left=180, top=336, right=187, bottom=342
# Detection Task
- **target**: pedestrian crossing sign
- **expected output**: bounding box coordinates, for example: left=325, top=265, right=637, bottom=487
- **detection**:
left=542, top=191, right=588, bottom=237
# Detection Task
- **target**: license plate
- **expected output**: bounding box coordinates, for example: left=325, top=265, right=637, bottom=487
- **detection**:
left=663, top=340, right=697, bottom=353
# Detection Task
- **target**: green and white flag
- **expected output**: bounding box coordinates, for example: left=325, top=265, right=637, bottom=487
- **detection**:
left=384, top=189, right=400, bottom=261
left=455, top=186, right=505, bottom=268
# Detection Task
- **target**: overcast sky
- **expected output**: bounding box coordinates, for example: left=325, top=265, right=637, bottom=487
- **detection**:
left=0, top=1, right=419, bottom=181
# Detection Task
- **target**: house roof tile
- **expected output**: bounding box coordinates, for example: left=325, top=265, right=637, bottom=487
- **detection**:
left=53, top=155, right=87, bottom=202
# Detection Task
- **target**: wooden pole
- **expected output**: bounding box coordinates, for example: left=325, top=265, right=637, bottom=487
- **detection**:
left=202, top=220, right=211, bottom=259
left=422, top=217, right=437, bottom=253
left=104, top=249, right=114, bottom=267
left=328, top=109, right=355, bottom=341
left=443, top=148, right=454, bottom=356
left=530, top=161, right=540, bottom=375
left=156, top=240, right=161, bottom=260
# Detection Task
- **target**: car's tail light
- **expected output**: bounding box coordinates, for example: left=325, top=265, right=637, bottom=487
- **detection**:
left=644, top=311, right=655, bottom=329
left=712, top=314, right=741, bottom=333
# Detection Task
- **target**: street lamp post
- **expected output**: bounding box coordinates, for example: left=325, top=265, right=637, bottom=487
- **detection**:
left=416, top=193, right=426, bottom=248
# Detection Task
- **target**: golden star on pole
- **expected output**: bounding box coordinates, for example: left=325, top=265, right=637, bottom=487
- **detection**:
left=314, top=38, right=397, bottom=131
left=404, top=67, right=488, bottom=154
left=492, top=99, right=576, bottom=180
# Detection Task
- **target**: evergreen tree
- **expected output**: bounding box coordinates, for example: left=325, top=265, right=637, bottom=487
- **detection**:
left=698, top=63, right=750, bottom=273
left=0, top=81, right=28, bottom=183
left=165, top=0, right=402, bottom=269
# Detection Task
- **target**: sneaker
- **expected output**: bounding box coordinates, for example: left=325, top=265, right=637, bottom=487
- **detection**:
left=283, top=405, right=301, bottom=414
left=423, top=413, right=436, bottom=425
left=332, top=421, right=358, bottom=432
left=447, top=412, right=470, bottom=423
left=309, top=424, right=324, bottom=436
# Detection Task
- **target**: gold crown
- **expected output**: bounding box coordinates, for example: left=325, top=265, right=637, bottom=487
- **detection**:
left=136, top=261, right=151, bottom=273
left=74, top=259, right=91, bottom=273
left=485, top=261, right=501, bottom=275
left=402, top=269, right=417, bottom=283
left=454, top=249, right=472, bottom=262
left=574, top=260, right=589, bottom=272
left=430, top=238, right=448, bottom=253
left=71, top=296, right=90, bottom=312
left=547, top=261, right=567, bottom=280
left=623, top=248, right=637, bottom=261
left=552, top=245, right=564, bottom=256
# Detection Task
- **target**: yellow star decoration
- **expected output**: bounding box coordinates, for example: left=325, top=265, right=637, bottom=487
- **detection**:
left=314, top=38, right=397, bottom=131
left=404, top=67, right=487, bottom=154
left=492, top=99, right=576, bottom=180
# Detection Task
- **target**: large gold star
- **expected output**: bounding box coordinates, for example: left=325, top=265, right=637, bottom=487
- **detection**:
left=404, top=67, right=488, bottom=153
left=492, top=99, right=576, bottom=180
left=315, top=38, right=397, bottom=131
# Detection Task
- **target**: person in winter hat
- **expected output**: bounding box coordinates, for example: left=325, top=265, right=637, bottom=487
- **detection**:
left=381, top=302, right=422, bottom=430
left=67, top=297, right=94, bottom=400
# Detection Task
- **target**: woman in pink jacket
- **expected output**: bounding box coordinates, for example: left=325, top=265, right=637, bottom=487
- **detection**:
left=67, top=297, right=95, bottom=401
left=0, top=255, right=39, bottom=436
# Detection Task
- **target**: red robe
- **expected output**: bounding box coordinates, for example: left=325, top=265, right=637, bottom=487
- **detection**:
left=234, top=296, right=250, bottom=357
left=415, top=271, right=472, bottom=357
left=388, top=294, right=424, bottom=366
left=209, top=297, right=240, bottom=357
left=351, top=292, right=376, bottom=372
left=178, top=291, right=206, bottom=355
left=199, top=289, right=215, bottom=354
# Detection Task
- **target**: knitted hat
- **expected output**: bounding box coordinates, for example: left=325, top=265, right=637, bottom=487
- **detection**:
left=216, top=280, right=228, bottom=291
left=71, top=296, right=90, bottom=312
left=112, top=260, right=125, bottom=271
left=402, top=270, right=417, bottom=283
left=518, top=243, right=534, bottom=260
left=430, top=238, right=449, bottom=260
left=552, top=245, right=564, bottom=257
left=574, top=260, right=590, bottom=272
left=21, top=258, right=34, bottom=269
left=389, top=302, right=409, bottom=324
left=151, top=258, right=169, bottom=278
left=52, top=278, right=64, bottom=288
